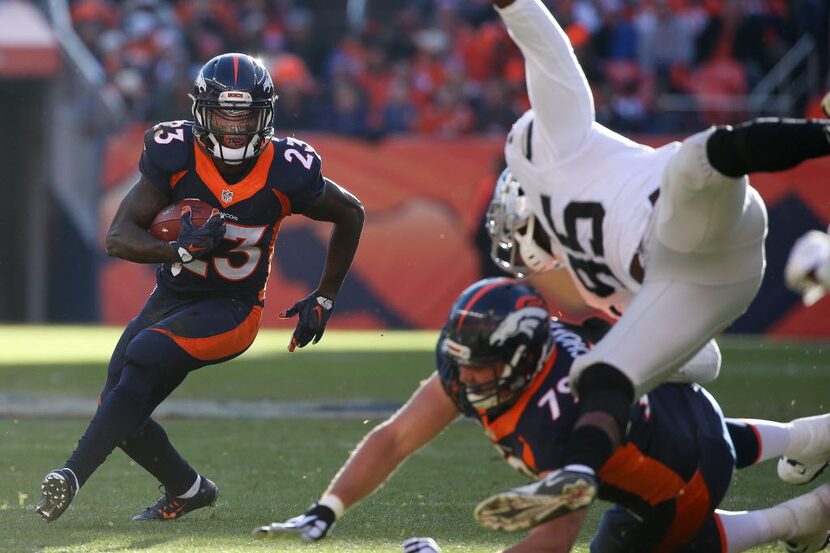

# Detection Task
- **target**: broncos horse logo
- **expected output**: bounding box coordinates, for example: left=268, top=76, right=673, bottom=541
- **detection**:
left=489, top=306, right=548, bottom=347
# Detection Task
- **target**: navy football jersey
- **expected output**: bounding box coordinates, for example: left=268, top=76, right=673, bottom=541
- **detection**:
left=438, top=319, right=733, bottom=516
left=139, top=120, right=324, bottom=304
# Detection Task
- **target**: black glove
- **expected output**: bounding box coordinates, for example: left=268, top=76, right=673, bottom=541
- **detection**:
left=279, top=290, right=334, bottom=351
left=251, top=502, right=336, bottom=542
left=173, top=206, right=226, bottom=263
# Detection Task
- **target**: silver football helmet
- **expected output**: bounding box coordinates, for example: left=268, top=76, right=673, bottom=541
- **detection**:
left=486, top=168, right=560, bottom=278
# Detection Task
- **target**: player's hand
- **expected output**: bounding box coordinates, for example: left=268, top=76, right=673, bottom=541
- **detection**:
left=785, top=229, right=830, bottom=306
left=403, top=537, right=441, bottom=552
left=279, top=290, right=334, bottom=351
left=173, top=206, right=226, bottom=263
left=251, top=502, right=336, bottom=542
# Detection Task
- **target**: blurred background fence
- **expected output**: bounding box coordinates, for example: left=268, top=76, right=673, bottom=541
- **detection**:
left=2, top=0, right=830, bottom=336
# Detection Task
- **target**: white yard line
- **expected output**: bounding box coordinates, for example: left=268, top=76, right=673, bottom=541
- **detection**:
left=0, top=394, right=401, bottom=420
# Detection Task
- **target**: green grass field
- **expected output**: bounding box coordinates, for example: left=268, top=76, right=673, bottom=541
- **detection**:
left=0, top=327, right=828, bottom=552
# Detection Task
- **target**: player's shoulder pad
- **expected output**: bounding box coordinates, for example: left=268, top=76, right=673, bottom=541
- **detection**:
left=142, top=120, right=194, bottom=173
left=549, top=320, right=591, bottom=360
left=506, top=110, right=534, bottom=157
left=271, top=136, right=322, bottom=178
left=268, top=137, right=324, bottom=211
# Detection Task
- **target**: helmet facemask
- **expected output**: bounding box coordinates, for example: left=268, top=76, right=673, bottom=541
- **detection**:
left=486, top=168, right=561, bottom=278
left=442, top=300, right=550, bottom=418
left=447, top=341, right=535, bottom=413
left=189, top=54, right=277, bottom=165
left=192, top=95, right=273, bottom=164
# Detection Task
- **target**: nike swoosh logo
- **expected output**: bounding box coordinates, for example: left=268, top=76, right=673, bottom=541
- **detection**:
left=161, top=503, right=185, bottom=519
left=188, top=244, right=206, bottom=252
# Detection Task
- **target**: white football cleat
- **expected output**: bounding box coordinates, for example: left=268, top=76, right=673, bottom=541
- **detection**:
left=779, top=457, right=829, bottom=487
left=779, top=530, right=830, bottom=553
left=779, top=414, right=830, bottom=485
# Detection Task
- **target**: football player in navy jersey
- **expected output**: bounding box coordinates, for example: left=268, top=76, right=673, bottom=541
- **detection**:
left=35, top=53, right=364, bottom=523
left=253, top=279, right=830, bottom=553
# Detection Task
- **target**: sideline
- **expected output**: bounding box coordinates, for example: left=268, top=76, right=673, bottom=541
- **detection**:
left=0, top=394, right=402, bottom=420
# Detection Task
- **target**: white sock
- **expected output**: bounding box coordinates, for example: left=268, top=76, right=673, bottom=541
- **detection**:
left=63, top=467, right=80, bottom=492
left=716, top=510, right=773, bottom=553
left=177, top=475, right=201, bottom=499
left=717, top=488, right=829, bottom=553
left=742, top=419, right=791, bottom=463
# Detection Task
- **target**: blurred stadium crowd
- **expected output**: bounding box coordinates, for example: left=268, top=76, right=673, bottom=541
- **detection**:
left=70, top=0, right=830, bottom=138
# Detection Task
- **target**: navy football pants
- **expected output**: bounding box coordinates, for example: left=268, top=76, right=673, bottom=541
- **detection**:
left=66, top=286, right=261, bottom=494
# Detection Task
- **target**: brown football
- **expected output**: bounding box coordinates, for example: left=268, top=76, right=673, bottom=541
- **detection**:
left=148, top=198, right=215, bottom=241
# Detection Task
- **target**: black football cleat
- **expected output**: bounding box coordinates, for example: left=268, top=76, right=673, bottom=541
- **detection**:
left=474, top=468, right=597, bottom=532
left=35, top=469, right=78, bottom=522
left=132, top=477, right=219, bottom=521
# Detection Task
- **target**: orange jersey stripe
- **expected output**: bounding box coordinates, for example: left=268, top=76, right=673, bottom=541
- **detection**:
left=151, top=305, right=262, bottom=361
left=713, top=512, right=729, bottom=553
left=455, top=278, right=512, bottom=333
left=748, top=422, right=763, bottom=465
left=654, top=470, right=712, bottom=553
left=194, top=142, right=274, bottom=208
left=598, top=443, right=686, bottom=506
left=518, top=435, right=537, bottom=473
left=272, top=189, right=292, bottom=216
left=259, top=220, right=282, bottom=302
left=170, top=170, right=187, bottom=190
left=481, top=347, right=558, bottom=441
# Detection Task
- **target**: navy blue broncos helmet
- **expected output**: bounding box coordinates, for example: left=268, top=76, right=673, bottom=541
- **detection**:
left=191, top=53, right=276, bottom=163
left=438, top=278, right=551, bottom=417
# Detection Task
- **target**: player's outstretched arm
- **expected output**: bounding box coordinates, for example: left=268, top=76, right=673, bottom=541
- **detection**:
left=105, top=176, right=184, bottom=264
left=502, top=509, right=586, bottom=553
left=493, top=0, right=594, bottom=158
left=253, top=374, right=460, bottom=541
left=280, top=178, right=364, bottom=351
left=527, top=269, right=601, bottom=323
left=324, top=375, right=459, bottom=507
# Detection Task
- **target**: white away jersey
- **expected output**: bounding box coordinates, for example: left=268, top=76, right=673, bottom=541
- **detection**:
left=498, top=0, right=682, bottom=318
left=506, top=113, right=679, bottom=317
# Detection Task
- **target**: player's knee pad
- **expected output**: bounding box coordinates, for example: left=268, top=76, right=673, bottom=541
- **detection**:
left=670, top=128, right=720, bottom=191
left=667, top=340, right=721, bottom=384
left=576, top=363, right=635, bottom=433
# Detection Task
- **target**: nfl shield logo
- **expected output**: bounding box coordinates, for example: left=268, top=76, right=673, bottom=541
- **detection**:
left=222, top=189, right=233, bottom=203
